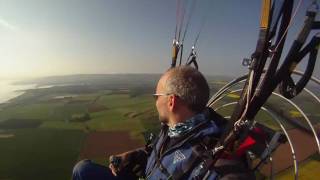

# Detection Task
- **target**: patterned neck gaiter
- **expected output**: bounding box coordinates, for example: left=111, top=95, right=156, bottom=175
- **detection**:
left=168, top=113, right=205, bottom=138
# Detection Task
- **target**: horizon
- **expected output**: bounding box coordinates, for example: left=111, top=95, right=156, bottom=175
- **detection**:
left=0, top=72, right=237, bottom=82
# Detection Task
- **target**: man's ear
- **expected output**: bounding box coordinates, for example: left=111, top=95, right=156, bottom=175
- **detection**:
left=168, top=95, right=177, bottom=112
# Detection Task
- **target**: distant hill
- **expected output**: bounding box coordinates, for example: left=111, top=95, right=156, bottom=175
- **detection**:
left=14, top=74, right=162, bottom=87
left=13, top=74, right=235, bottom=87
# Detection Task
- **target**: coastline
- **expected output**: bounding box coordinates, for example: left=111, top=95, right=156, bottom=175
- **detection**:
left=0, top=80, right=36, bottom=104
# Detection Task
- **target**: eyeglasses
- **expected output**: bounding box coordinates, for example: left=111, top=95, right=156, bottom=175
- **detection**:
left=152, top=93, right=172, bottom=100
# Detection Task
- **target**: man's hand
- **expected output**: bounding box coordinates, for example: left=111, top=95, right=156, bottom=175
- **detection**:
left=108, top=150, right=140, bottom=176
left=108, top=148, right=149, bottom=178
left=109, top=156, right=120, bottom=176
left=109, top=155, right=127, bottom=176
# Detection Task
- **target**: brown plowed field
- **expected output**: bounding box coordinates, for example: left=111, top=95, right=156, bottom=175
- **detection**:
left=79, top=131, right=144, bottom=159
left=260, top=127, right=319, bottom=175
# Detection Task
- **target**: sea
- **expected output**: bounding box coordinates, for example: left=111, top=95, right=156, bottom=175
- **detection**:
left=0, top=80, right=36, bottom=104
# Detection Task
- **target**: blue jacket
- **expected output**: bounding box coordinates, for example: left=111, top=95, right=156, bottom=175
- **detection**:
left=145, top=113, right=220, bottom=180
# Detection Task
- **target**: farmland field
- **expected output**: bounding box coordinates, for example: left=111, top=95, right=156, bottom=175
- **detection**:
left=0, top=76, right=159, bottom=180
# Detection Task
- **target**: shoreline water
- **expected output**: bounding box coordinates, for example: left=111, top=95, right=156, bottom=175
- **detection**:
left=0, top=80, right=36, bottom=104
left=0, top=80, right=82, bottom=104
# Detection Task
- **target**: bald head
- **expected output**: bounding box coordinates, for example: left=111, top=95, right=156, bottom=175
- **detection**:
left=160, top=66, right=210, bottom=112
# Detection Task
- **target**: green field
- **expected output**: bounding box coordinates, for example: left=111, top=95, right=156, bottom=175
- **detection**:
left=0, top=85, right=159, bottom=180
left=0, top=129, right=85, bottom=180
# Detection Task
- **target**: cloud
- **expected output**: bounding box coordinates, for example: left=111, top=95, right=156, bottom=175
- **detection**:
left=0, top=17, right=19, bottom=32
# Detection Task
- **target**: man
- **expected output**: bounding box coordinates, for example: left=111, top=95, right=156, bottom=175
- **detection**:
left=72, top=66, right=235, bottom=179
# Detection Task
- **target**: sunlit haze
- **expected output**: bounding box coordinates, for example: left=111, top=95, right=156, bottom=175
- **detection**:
left=0, top=0, right=319, bottom=79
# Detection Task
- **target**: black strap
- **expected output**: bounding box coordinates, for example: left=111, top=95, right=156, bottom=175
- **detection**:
left=279, top=35, right=320, bottom=99
left=186, top=55, right=198, bottom=69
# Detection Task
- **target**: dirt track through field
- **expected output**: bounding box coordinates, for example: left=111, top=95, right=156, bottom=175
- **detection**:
left=79, top=131, right=144, bottom=160
left=260, top=127, right=319, bottom=176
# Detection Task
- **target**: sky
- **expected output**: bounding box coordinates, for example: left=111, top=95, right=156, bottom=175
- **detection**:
left=0, top=0, right=319, bottom=79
